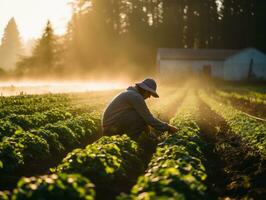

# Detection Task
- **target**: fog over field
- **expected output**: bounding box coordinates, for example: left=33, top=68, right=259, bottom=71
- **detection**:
left=0, top=80, right=127, bottom=96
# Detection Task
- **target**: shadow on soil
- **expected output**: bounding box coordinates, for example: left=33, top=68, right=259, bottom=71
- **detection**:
left=197, top=95, right=266, bottom=199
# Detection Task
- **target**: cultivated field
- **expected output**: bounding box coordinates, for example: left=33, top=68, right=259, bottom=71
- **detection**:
left=0, top=83, right=265, bottom=200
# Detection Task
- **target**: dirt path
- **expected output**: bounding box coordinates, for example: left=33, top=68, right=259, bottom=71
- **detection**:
left=196, top=95, right=266, bottom=199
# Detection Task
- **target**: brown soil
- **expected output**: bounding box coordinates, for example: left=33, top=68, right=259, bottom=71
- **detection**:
left=197, top=95, right=266, bottom=199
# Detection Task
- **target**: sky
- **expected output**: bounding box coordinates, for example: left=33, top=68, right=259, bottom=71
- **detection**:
left=0, top=0, right=72, bottom=43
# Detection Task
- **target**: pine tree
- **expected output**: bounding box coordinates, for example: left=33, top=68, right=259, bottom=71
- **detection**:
left=16, top=21, right=57, bottom=77
left=0, top=18, right=23, bottom=71
left=32, top=20, right=56, bottom=72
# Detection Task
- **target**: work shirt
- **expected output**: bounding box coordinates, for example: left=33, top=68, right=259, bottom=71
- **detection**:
left=102, top=86, right=169, bottom=136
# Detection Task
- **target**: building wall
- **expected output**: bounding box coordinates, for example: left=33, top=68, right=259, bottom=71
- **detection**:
left=158, top=59, right=224, bottom=77
left=253, top=63, right=266, bottom=80
left=210, top=63, right=224, bottom=78
left=157, top=48, right=266, bottom=81
left=224, top=48, right=266, bottom=80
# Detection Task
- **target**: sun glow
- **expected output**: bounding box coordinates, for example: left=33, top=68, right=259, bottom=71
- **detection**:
left=0, top=0, right=72, bottom=42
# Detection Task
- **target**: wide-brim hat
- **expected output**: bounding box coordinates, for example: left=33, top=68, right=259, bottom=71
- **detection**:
left=136, top=78, right=159, bottom=98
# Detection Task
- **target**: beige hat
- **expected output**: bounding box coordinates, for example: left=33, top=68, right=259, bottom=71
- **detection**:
left=136, top=78, right=159, bottom=98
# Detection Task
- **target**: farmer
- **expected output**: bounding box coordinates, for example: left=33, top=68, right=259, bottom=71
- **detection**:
left=102, top=78, right=177, bottom=140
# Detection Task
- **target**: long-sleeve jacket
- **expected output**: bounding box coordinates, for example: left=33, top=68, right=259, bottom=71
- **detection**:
left=102, top=86, right=169, bottom=135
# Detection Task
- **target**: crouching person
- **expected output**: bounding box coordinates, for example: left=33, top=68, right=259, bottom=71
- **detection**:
left=101, top=78, right=177, bottom=140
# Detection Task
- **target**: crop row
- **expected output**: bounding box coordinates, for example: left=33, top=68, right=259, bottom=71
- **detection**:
left=199, top=90, right=266, bottom=157
left=0, top=94, right=72, bottom=118
left=0, top=102, right=69, bottom=119
left=2, top=135, right=144, bottom=199
left=215, top=90, right=266, bottom=105
left=0, top=112, right=100, bottom=175
left=0, top=91, right=109, bottom=118
left=0, top=94, right=69, bottom=107
left=0, top=101, right=103, bottom=141
left=120, top=91, right=207, bottom=199
left=0, top=108, right=73, bottom=140
left=0, top=173, right=96, bottom=200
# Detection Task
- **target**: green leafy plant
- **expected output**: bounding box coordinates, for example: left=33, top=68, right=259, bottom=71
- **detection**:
left=55, top=135, right=144, bottom=194
left=11, top=173, right=95, bottom=200
left=120, top=92, right=208, bottom=200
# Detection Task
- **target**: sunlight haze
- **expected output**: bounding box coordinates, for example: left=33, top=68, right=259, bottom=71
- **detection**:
left=0, top=0, right=72, bottom=43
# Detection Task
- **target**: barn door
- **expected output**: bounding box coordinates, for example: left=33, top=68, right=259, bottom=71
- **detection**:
left=203, top=65, right=211, bottom=76
left=248, top=58, right=255, bottom=79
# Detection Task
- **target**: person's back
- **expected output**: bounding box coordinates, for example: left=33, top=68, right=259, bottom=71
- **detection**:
left=102, top=86, right=146, bottom=138
left=102, top=78, right=177, bottom=140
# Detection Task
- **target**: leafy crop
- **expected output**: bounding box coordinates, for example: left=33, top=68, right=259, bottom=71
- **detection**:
left=44, top=123, right=79, bottom=150
left=0, top=120, right=21, bottom=140
left=0, top=131, right=50, bottom=173
left=11, top=173, right=95, bottom=200
left=55, top=135, right=144, bottom=194
left=6, top=108, right=72, bottom=131
left=30, top=129, right=65, bottom=155
left=0, top=92, right=108, bottom=198
left=200, top=91, right=266, bottom=157
left=121, top=91, right=207, bottom=199
left=216, top=89, right=266, bottom=105
left=0, top=113, right=100, bottom=174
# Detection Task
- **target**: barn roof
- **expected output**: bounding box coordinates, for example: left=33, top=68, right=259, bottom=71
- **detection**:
left=158, top=48, right=240, bottom=60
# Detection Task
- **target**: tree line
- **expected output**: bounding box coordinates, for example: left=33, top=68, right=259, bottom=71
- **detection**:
left=0, top=0, right=265, bottom=79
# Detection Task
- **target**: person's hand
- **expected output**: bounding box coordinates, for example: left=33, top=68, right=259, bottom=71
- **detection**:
left=168, top=125, right=178, bottom=134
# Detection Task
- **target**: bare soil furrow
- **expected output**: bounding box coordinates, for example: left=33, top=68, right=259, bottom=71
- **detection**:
left=197, top=95, right=266, bottom=199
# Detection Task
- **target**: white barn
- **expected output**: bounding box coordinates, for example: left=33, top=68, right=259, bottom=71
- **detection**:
left=157, top=48, right=266, bottom=81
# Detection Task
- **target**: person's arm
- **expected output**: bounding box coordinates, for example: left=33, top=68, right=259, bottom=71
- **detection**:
left=128, top=94, right=172, bottom=132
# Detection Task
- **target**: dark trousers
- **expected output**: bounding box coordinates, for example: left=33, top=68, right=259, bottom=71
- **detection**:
left=102, top=124, right=150, bottom=140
